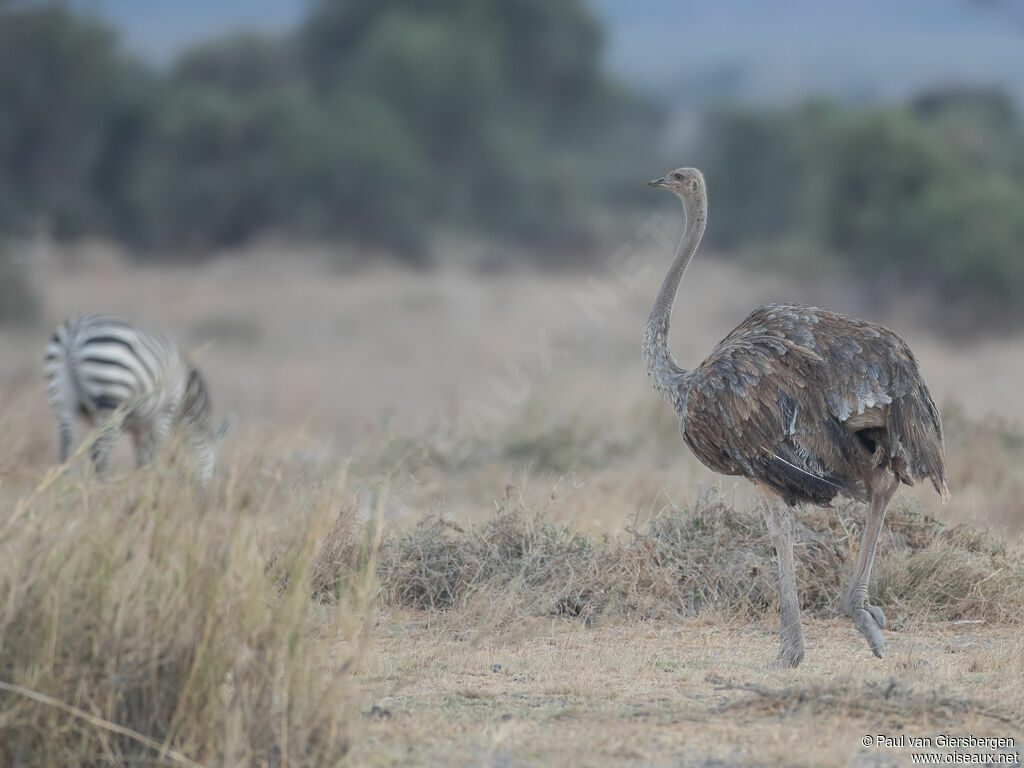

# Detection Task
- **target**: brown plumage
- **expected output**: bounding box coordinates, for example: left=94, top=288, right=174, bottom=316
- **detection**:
left=643, top=167, right=948, bottom=668
left=682, top=302, right=948, bottom=507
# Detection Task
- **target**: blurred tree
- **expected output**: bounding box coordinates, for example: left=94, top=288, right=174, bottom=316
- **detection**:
left=912, top=87, right=1024, bottom=176
left=698, top=107, right=807, bottom=249
left=696, top=94, right=1024, bottom=322
left=923, top=175, right=1024, bottom=307
left=0, top=6, right=148, bottom=238
left=820, top=106, right=1024, bottom=313
left=0, top=0, right=661, bottom=262
left=302, top=0, right=603, bottom=117
left=0, top=239, right=38, bottom=324
left=128, top=35, right=317, bottom=255
left=698, top=101, right=845, bottom=251
left=307, top=92, right=430, bottom=260
left=131, top=34, right=432, bottom=259
left=298, top=0, right=649, bottom=248
left=133, top=81, right=314, bottom=254
left=7, top=0, right=1020, bottom=326
left=174, top=33, right=298, bottom=96
left=819, top=111, right=953, bottom=268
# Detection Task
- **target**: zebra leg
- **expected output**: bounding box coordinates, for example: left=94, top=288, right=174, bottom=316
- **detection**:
left=132, top=428, right=158, bottom=468
left=762, top=492, right=804, bottom=668
left=58, top=411, right=75, bottom=463
left=90, top=410, right=123, bottom=479
left=133, top=411, right=173, bottom=469
left=841, top=473, right=900, bottom=658
left=183, top=428, right=215, bottom=485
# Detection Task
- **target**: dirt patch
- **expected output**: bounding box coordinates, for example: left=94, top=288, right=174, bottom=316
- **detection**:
left=712, top=677, right=1013, bottom=726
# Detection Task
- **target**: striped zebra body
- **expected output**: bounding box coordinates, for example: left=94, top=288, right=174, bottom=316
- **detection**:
left=44, top=315, right=220, bottom=483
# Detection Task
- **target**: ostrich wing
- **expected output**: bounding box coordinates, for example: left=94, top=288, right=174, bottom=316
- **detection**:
left=681, top=304, right=948, bottom=506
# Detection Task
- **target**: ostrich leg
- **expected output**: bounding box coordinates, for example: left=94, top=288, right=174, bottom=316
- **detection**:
left=762, top=493, right=805, bottom=668
left=841, top=474, right=900, bottom=658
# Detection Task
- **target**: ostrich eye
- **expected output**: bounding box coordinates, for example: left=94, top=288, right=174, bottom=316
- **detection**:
left=673, top=172, right=684, bottom=181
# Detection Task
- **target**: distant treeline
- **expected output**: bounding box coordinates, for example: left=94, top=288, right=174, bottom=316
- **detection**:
left=698, top=91, right=1024, bottom=322
left=2, top=2, right=1024, bottom=326
left=0, top=0, right=661, bottom=264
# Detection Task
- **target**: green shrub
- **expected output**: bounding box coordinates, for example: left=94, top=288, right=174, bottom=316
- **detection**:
left=697, top=94, right=1024, bottom=324
left=0, top=0, right=662, bottom=261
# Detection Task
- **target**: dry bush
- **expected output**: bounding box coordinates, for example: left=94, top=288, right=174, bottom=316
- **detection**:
left=0, top=437, right=375, bottom=768
left=377, top=493, right=1024, bottom=624
left=377, top=509, right=593, bottom=613
left=875, top=537, right=1024, bottom=623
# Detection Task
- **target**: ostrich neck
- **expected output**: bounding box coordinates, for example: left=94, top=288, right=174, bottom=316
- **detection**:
left=643, top=194, right=706, bottom=407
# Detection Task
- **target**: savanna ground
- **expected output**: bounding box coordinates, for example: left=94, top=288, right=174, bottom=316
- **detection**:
left=1, top=239, right=1023, bottom=766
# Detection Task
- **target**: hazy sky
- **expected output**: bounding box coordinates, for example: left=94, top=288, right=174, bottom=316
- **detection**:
left=70, top=0, right=304, bottom=62
left=68, top=0, right=1024, bottom=105
left=591, top=0, right=1024, bottom=104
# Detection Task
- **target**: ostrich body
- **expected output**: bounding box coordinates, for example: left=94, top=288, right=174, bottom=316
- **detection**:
left=644, top=168, right=949, bottom=667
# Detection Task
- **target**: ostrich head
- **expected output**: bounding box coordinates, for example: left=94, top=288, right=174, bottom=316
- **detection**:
left=649, top=167, right=705, bottom=201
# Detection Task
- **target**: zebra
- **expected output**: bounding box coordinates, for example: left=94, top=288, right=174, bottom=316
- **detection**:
left=43, top=314, right=227, bottom=483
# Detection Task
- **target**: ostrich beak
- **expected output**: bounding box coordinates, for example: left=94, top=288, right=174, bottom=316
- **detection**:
left=648, top=177, right=668, bottom=188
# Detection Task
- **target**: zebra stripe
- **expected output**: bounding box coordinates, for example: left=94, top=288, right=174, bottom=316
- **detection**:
left=43, top=314, right=222, bottom=483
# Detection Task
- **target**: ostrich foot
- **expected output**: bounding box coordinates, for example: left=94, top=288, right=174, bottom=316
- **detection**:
left=865, top=603, right=886, bottom=630
left=843, top=595, right=886, bottom=658
left=851, top=608, right=885, bottom=658
left=839, top=585, right=888, bottom=659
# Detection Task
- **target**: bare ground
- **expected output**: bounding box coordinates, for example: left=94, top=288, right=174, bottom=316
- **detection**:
left=354, top=614, right=1023, bottom=767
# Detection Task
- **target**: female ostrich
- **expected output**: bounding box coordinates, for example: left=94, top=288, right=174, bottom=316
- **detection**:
left=645, top=168, right=948, bottom=667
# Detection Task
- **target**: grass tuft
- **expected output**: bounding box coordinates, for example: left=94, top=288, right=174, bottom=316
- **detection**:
left=0, top=443, right=374, bottom=768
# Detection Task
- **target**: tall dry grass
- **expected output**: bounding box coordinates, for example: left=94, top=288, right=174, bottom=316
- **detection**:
left=0, top=435, right=377, bottom=768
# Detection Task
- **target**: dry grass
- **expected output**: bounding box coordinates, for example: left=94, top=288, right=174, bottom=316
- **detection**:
left=5, top=248, right=1024, bottom=542
left=375, top=493, right=1024, bottom=629
left=0, top=438, right=376, bottom=767
left=3, top=427, right=1020, bottom=767
left=354, top=614, right=1024, bottom=767
left=2, top=252, right=1024, bottom=765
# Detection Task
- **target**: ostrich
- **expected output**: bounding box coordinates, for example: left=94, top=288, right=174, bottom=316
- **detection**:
left=644, top=168, right=949, bottom=667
